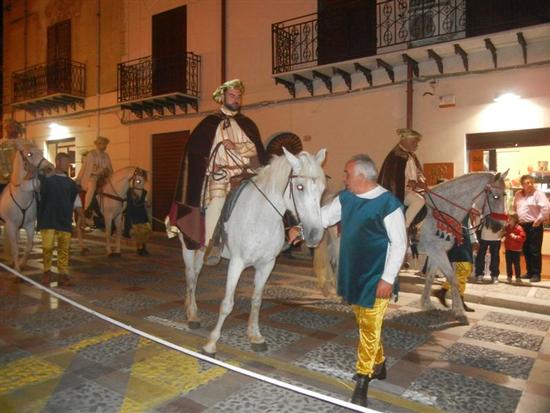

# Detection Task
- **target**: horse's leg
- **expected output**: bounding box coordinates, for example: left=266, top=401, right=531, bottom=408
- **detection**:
left=420, top=251, right=437, bottom=310
left=104, top=214, right=113, bottom=256
left=445, top=263, right=468, bottom=324
left=178, top=233, right=201, bottom=329
left=248, top=259, right=276, bottom=352
left=75, top=209, right=88, bottom=255
left=19, top=225, right=34, bottom=270
left=6, top=223, right=20, bottom=272
left=203, top=258, right=245, bottom=356
left=113, top=214, right=123, bottom=255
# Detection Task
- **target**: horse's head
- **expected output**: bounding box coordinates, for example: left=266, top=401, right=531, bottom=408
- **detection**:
left=13, top=141, right=54, bottom=180
left=283, top=147, right=327, bottom=247
left=482, top=170, right=509, bottom=232
left=128, top=167, right=147, bottom=198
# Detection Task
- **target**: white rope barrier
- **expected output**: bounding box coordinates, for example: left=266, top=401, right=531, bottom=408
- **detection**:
left=1, top=263, right=382, bottom=413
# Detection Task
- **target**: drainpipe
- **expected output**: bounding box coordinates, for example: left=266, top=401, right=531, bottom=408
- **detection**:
left=96, top=0, right=101, bottom=138
left=406, top=63, right=413, bottom=129
left=22, top=0, right=29, bottom=131
left=221, top=0, right=226, bottom=83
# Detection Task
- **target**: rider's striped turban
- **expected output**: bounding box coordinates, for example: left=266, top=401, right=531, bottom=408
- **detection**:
left=212, top=79, right=245, bottom=103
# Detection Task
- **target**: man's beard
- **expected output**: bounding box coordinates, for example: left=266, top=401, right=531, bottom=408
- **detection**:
left=224, top=102, right=240, bottom=112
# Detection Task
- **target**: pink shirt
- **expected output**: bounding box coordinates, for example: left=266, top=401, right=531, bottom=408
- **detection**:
left=513, top=189, right=550, bottom=224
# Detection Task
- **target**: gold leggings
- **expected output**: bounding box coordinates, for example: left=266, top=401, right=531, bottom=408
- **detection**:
left=352, top=298, right=389, bottom=376
left=41, top=229, right=72, bottom=274
left=442, top=261, right=471, bottom=295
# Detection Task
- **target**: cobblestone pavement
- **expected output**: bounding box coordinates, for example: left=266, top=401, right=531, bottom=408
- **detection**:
left=0, top=233, right=549, bottom=413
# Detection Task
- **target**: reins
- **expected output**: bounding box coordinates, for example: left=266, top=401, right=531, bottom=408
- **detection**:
left=420, top=180, right=504, bottom=242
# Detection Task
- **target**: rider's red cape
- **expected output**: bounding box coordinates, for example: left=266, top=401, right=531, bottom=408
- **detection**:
left=169, top=112, right=268, bottom=249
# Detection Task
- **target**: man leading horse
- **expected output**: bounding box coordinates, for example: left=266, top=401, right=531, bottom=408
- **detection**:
left=168, top=79, right=268, bottom=262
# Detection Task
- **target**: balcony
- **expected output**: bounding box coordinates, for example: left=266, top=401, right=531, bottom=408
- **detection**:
left=11, top=59, right=86, bottom=116
left=117, top=52, right=201, bottom=119
left=270, top=1, right=550, bottom=98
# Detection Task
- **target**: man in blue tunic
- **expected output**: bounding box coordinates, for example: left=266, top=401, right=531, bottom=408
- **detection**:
left=320, top=154, right=407, bottom=407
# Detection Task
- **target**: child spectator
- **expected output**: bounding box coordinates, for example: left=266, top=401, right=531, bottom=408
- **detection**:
left=504, top=213, right=526, bottom=283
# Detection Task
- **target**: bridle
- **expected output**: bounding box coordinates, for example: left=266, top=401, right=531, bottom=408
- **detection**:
left=101, top=168, right=146, bottom=204
left=421, top=180, right=506, bottom=243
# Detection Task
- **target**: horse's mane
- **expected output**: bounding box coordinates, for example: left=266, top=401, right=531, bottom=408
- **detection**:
left=254, top=155, right=292, bottom=192
left=432, top=171, right=496, bottom=193
left=111, top=166, right=145, bottom=185
left=254, top=152, right=324, bottom=193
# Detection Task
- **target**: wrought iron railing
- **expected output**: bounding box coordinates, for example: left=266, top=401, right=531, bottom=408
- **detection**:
left=12, top=59, right=86, bottom=103
left=271, top=0, right=466, bottom=73
left=272, top=13, right=317, bottom=74
left=117, top=52, right=201, bottom=102
left=377, top=0, right=466, bottom=49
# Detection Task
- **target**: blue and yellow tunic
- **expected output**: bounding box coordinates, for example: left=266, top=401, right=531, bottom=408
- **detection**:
left=338, top=190, right=403, bottom=308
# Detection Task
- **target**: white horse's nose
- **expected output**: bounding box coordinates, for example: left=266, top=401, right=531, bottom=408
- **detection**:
left=304, top=227, right=323, bottom=248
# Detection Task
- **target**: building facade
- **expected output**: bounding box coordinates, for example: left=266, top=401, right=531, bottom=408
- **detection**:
left=3, top=0, right=550, bottom=227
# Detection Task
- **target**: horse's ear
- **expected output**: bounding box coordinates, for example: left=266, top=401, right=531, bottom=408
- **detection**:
left=494, top=169, right=509, bottom=182
left=282, top=147, right=301, bottom=172
left=315, top=148, right=327, bottom=165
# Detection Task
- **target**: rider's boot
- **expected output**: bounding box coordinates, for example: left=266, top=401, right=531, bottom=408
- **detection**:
left=204, top=219, right=223, bottom=266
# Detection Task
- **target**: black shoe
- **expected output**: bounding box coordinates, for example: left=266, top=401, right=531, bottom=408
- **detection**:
left=530, top=276, right=541, bottom=283
left=521, top=274, right=532, bottom=279
left=460, top=296, right=475, bottom=312
left=434, top=288, right=448, bottom=307
left=350, top=374, right=370, bottom=407
left=372, top=361, right=387, bottom=380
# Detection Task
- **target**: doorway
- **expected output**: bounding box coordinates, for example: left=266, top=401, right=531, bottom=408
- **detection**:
left=151, top=131, right=190, bottom=231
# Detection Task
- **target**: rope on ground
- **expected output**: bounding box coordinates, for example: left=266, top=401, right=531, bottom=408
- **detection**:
left=0, top=263, right=381, bottom=413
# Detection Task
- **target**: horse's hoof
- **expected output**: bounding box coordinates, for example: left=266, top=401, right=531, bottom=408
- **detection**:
left=188, top=321, right=201, bottom=330
left=108, top=253, right=121, bottom=258
left=251, top=342, right=268, bottom=352
left=201, top=347, right=216, bottom=358
left=456, top=315, right=469, bottom=325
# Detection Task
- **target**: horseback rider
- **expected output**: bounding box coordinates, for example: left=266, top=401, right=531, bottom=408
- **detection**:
left=168, top=79, right=268, bottom=261
left=378, top=128, right=426, bottom=229
left=76, top=136, right=113, bottom=217
left=0, top=119, right=26, bottom=193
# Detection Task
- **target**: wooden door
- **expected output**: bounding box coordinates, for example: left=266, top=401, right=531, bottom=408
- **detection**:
left=47, top=20, right=71, bottom=92
left=152, top=6, right=187, bottom=95
left=152, top=131, right=189, bottom=231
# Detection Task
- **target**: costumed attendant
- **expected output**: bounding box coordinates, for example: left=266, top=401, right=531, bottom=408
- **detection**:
left=378, top=128, right=426, bottom=229
left=293, top=154, right=407, bottom=406
left=434, top=215, right=477, bottom=312
left=38, top=153, right=80, bottom=286
left=167, top=79, right=268, bottom=264
left=123, top=175, right=151, bottom=256
left=76, top=136, right=113, bottom=215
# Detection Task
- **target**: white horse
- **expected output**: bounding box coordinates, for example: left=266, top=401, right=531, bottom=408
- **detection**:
left=77, top=167, right=147, bottom=256
left=418, top=171, right=507, bottom=323
left=0, top=140, right=54, bottom=271
left=177, top=148, right=327, bottom=355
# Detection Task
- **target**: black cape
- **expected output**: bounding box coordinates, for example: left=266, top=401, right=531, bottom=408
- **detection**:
left=170, top=112, right=268, bottom=249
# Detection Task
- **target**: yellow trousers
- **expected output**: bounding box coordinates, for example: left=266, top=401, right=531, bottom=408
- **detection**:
left=352, top=298, right=389, bottom=377
left=41, top=229, right=72, bottom=274
left=442, top=261, right=471, bottom=295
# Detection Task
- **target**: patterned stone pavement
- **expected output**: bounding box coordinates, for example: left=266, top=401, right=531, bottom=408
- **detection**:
left=0, top=232, right=549, bottom=413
